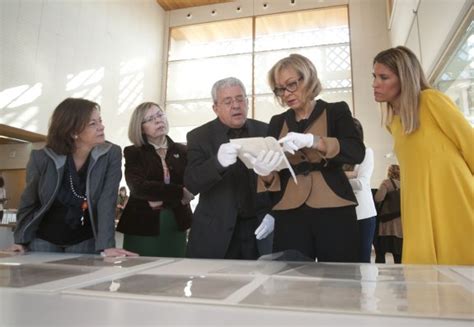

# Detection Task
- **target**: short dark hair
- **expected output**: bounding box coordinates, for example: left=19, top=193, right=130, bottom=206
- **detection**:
left=0, top=176, right=4, bottom=188
left=46, top=98, right=100, bottom=154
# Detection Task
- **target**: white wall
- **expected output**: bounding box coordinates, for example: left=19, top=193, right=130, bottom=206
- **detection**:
left=349, top=0, right=394, bottom=186
left=0, top=0, right=166, bottom=149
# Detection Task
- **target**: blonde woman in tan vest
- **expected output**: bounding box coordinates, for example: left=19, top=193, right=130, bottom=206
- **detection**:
left=245, top=54, right=365, bottom=262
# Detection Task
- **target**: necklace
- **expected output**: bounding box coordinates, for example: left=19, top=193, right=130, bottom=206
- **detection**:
left=69, top=174, right=88, bottom=226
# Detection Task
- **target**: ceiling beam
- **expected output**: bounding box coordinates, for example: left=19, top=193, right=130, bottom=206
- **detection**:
left=0, top=124, right=46, bottom=143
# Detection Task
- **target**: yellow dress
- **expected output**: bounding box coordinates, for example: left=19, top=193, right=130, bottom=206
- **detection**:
left=390, top=89, right=474, bottom=265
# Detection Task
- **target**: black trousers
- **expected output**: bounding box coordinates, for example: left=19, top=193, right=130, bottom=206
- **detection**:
left=225, top=217, right=259, bottom=260
left=273, top=205, right=359, bottom=262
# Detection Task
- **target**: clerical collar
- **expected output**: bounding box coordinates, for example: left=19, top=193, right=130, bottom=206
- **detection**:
left=227, top=124, right=248, bottom=139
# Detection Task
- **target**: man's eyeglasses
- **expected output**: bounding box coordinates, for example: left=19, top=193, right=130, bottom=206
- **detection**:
left=220, top=95, right=247, bottom=107
left=142, top=112, right=165, bottom=124
left=273, top=77, right=303, bottom=97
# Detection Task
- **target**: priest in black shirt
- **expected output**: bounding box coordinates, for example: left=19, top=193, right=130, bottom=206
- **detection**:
left=184, top=77, right=274, bottom=259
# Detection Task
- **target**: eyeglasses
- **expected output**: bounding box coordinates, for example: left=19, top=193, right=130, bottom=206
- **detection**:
left=273, top=77, right=303, bottom=96
left=219, top=95, right=247, bottom=107
left=142, top=112, right=165, bottom=124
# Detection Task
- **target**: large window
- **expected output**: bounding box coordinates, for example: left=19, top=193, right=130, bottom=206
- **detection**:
left=432, top=19, right=473, bottom=125
left=166, top=6, right=351, bottom=142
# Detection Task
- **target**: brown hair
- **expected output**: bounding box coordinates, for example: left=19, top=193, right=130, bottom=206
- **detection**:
left=387, top=164, right=400, bottom=180
left=46, top=98, right=100, bottom=155
left=268, top=53, right=322, bottom=108
left=373, top=46, right=431, bottom=134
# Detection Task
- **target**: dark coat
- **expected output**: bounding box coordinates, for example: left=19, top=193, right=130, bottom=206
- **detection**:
left=116, top=136, right=192, bottom=236
left=184, top=118, right=269, bottom=259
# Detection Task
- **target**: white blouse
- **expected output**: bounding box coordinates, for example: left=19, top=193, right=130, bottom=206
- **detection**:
left=348, top=147, right=377, bottom=220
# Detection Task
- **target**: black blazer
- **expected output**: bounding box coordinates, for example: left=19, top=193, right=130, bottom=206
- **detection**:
left=116, top=136, right=192, bottom=236
left=184, top=118, right=269, bottom=259
left=265, top=99, right=365, bottom=208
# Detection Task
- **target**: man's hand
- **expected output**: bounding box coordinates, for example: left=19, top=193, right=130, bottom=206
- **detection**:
left=255, top=214, right=275, bottom=240
left=217, top=143, right=241, bottom=167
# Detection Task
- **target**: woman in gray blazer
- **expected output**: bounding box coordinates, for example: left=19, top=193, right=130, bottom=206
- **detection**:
left=6, top=98, right=137, bottom=257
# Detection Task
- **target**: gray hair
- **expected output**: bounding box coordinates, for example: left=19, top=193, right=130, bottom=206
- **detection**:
left=211, top=77, right=247, bottom=104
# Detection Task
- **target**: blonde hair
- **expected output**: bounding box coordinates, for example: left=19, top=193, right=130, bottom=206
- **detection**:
left=268, top=53, right=322, bottom=108
left=128, top=102, right=166, bottom=146
left=373, top=46, right=431, bottom=134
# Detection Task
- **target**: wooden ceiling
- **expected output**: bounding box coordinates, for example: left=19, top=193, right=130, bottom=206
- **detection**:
left=156, top=0, right=234, bottom=11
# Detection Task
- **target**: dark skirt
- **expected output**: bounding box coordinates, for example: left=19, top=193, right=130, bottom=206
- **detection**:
left=122, top=208, right=186, bottom=257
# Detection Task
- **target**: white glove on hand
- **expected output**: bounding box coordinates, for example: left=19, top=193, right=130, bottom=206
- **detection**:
left=278, top=132, right=314, bottom=154
left=243, top=150, right=283, bottom=176
left=217, top=143, right=241, bottom=168
left=255, top=214, right=275, bottom=240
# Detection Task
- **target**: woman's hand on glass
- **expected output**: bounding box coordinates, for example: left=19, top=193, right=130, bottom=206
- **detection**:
left=101, top=248, right=138, bottom=257
left=4, top=244, right=26, bottom=253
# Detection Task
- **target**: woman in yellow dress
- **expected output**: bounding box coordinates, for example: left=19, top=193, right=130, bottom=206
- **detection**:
left=372, top=46, right=473, bottom=265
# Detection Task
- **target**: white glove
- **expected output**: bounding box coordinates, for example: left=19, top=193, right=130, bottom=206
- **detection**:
left=278, top=132, right=314, bottom=154
left=217, top=143, right=241, bottom=167
left=243, top=150, right=283, bottom=176
left=255, top=214, right=275, bottom=240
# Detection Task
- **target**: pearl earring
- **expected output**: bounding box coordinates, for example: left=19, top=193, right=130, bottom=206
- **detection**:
left=73, top=135, right=78, bottom=139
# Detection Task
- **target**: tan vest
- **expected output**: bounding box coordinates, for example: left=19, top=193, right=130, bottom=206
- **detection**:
left=258, top=109, right=355, bottom=210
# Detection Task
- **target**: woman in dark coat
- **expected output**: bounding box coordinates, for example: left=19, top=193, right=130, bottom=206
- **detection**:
left=117, top=102, right=193, bottom=257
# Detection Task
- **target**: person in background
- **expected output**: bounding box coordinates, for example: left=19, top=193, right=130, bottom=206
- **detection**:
left=0, top=177, right=6, bottom=223
left=115, top=186, right=129, bottom=222
left=5, top=98, right=136, bottom=257
left=345, top=118, right=377, bottom=263
left=373, top=46, right=473, bottom=265
left=373, top=164, right=402, bottom=264
left=245, top=54, right=365, bottom=262
left=116, top=102, right=193, bottom=257
left=184, top=77, right=274, bottom=259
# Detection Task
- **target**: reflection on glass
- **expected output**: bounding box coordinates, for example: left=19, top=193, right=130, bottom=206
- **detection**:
left=241, top=276, right=473, bottom=319
left=46, top=256, right=158, bottom=268
left=0, top=263, right=95, bottom=288
left=83, top=274, right=252, bottom=300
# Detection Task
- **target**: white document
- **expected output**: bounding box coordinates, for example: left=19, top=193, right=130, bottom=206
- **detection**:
left=230, top=137, right=297, bottom=184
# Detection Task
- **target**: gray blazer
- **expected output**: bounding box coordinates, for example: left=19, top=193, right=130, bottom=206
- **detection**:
left=14, top=142, right=122, bottom=251
left=184, top=118, right=269, bottom=258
